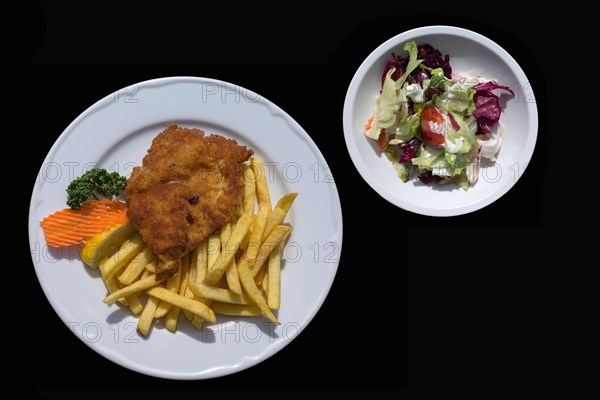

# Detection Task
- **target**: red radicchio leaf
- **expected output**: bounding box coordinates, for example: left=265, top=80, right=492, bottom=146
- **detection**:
left=418, top=44, right=452, bottom=78
left=381, top=60, right=401, bottom=87
left=398, top=138, right=421, bottom=163
left=381, top=43, right=452, bottom=88
left=418, top=171, right=442, bottom=184
left=472, top=81, right=515, bottom=94
left=472, top=82, right=514, bottom=135
left=447, top=112, right=461, bottom=131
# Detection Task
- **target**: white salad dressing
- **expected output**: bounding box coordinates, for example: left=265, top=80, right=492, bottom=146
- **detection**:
left=405, top=84, right=424, bottom=103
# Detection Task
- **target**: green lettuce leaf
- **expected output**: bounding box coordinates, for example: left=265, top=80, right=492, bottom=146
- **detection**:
left=394, top=41, right=423, bottom=89
left=454, top=173, right=471, bottom=190
left=385, top=146, right=412, bottom=182
left=436, top=83, right=474, bottom=113
left=444, top=111, right=478, bottom=155
left=375, top=68, right=400, bottom=130
left=397, top=84, right=409, bottom=120
left=428, top=68, right=448, bottom=89
left=393, top=111, right=422, bottom=142
left=411, top=145, right=444, bottom=172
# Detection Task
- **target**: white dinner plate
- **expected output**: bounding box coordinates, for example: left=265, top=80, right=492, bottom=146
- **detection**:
left=29, top=76, right=343, bottom=379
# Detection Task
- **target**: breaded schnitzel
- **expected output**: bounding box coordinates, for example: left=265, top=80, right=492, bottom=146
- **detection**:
left=126, top=125, right=253, bottom=278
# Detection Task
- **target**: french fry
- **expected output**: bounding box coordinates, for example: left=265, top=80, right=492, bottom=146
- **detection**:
left=100, top=233, right=145, bottom=280
left=237, top=257, right=279, bottom=324
left=260, top=271, right=268, bottom=306
left=255, top=228, right=291, bottom=285
left=261, top=208, right=286, bottom=244
left=261, top=267, right=269, bottom=290
left=221, top=223, right=242, bottom=294
left=146, top=287, right=216, bottom=323
left=194, top=237, right=209, bottom=282
left=184, top=243, right=207, bottom=322
left=274, top=192, right=298, bottom=213
left=138, top=295, right=161, bottom=336
left=251, top=157, right=271, bottom=210
left=118, top=246, right=154, bottom=285
left=191, top=318, right=204, bottom=330
left=135, top=267, right=154, bottom=297
left=225, top=258, right=241, bottom=295
left=103, top=274, right=164, bottom=304
left=182, top=288, right=195, bottom=321
left=243, top=165, right=256, bottom=215
left=188, top=249, right=197, bottom=287
left=262, top=193, right=298, bottom=242
left=246, top=203, right=270, bottom=270
left=190, top=296, right=212, bottom=330
left=190, top=243, right=213, bottom=328
left=239, top=215, right=255, bottom=251
left=251, top=225, right=292, bottom=278
left=220, top=224, right=232, bottom=243
left=115, top=273, right=144, bottom=314
left=124, top=293, right=144, bottom=315
left=225, top=265, right=242, bottom=295
left=254, top=264, right=267, bottom=287
left=188, top=281, right=254, bottom=305
left=190, top=295, right=213, bottom=328
left=165, top=255, right=191, bottom=331
left=207, top=235, right=221, bottom=275
left=267, top=240, right=284, bottom=310
left=145, top=261, right=156, bottom=273
left=191, top=298, right=213, bottom=329
left=204, top=213, right=252, bottom=285
left=178, top=255, right=190, bottom=295
left=165, top=304, right=181, bottom=332
left=154, top=259, right=182, bottom=318
left=212, top=302, right=261, bottom=317
left=140, top=268, right=152, bottom=279
left=182, top=287, right=197, bottom=321
left=104, top=275, right=128, bottom=306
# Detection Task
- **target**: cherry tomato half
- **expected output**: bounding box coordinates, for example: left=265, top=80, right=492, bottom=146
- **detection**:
left=421, top=107, right=446, bottom=148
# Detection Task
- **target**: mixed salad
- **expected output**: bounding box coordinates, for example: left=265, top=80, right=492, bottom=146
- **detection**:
left=364, top=41, right=514, bottom=190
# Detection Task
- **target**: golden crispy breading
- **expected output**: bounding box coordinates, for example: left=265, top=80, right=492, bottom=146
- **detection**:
left=126, top=125, right=253, bottom=278
left=127, top=182, right=194, bottom=277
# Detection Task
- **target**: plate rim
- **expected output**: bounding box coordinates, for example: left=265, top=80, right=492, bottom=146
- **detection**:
left=342, top=25, right=539, bottom=216
left=29, top=75, right=343, bottom=379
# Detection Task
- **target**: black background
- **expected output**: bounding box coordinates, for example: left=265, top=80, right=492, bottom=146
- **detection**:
left=28, top=2, right=559, bottom=397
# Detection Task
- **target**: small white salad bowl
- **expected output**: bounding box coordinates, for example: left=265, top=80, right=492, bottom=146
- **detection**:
left=343, top=25, right=538, bottom=216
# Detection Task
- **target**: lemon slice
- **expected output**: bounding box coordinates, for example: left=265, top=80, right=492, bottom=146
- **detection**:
left=81, top=224, right=136, bottom=268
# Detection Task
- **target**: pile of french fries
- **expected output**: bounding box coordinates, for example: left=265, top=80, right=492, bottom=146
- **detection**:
left=97, top=157, right=297, bottom=336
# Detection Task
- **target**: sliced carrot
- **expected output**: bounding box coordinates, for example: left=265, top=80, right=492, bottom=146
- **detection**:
left=40, top=199, right=128, bottom=248
left=364, top=115, right=374, bottom=131
left=377, top=130, right=389, bottom=151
